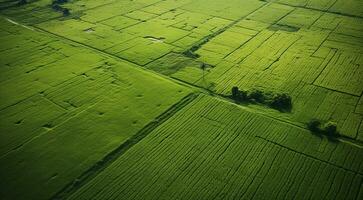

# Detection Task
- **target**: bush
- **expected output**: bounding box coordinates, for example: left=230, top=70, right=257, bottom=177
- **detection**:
left=200, top=63, right=207, bottom=70
left=248, top=90, right=265, bottom=103
left=323, top=121, right=338, bottom=136
left=62, top=8, right=70, bottom=16
left=230, top=86, right=248, bottom=102
left=230, top=87, right=293, bottom=112
left=17, top=0, right=27, bottom=6
left=307, top=119, right=340, bottom=141
left=270, top=93, right=292, bottom=111
left=183, top=50, right=199, bottom=58
left=239, top=90, right=248, bottom=101
left=307, top=119, right=321, bottom=133
left=231, top=86, right=239, bottom=99
left=52, top=0, right=68, bottom=4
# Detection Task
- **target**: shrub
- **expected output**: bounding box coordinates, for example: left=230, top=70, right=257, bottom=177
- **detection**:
left=248, top=90, right=265, bottom=103
left=62, top=8, right=70, bottom=16
left=52, top=4, right=62, bottom=11
left=239, top=90, right=248, bottom=101
left=231, top=86, right=239, bottom=99
left=307, top=119, right=321, bottom=133
left=183, top=50, right=199, bottom=59
left=323, top=121, right=338, bottom=137
left=230, top=86, right=248, bottom=102
left=52, top=0, right=68, bottom=4
left=270, top=93, right=292, bottom=111
left=229, top=87, right=293, bottom=112
left=17, top=0, right=27, bottom=6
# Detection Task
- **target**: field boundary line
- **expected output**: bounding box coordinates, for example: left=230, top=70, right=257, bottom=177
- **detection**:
left=51, top=93, right=199, bottom=200
left=270, top=1, right=363, bottom=19
left=255, top=135, right=363, bottom=176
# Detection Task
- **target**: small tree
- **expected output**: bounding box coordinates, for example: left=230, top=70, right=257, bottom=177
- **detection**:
left=62, top=8, right=70, bottom=16
left=323, top=121, right=338, bottom=137
left=200, top=63, right=207, bottom=80
left=239, top=90, right=248, bottom=102
left=307, top=119, right=321, bottom=133
left=17, top=0, right=27, bottom=6
left=248, top=89, right=265, bottom=103
left=270, top=93, right=292, bottom=111
left=231, top=86, right=239, bottom=99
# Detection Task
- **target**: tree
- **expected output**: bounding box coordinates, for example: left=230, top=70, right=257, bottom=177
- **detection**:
left=231, top=86, right=239, bottom=99
left=248, top=89, right=265, bottom=103
left=270, top=93, right=292, bottom=111
left=17, top=0, right=27, bottom=6
left=307, top=119, right=321, bottom=133
left=323, top=121, right=338, bottom=137
left=200, top=63, right=207, bottom=80
left=63, top=8, right=70, bottom=16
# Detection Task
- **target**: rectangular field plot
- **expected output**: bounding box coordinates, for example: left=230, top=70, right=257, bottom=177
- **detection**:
left=69, top=95, right=363, bottom=200
left=0, top=18, right=192, bottom=200
left=314, top=51, right=363, bottom=96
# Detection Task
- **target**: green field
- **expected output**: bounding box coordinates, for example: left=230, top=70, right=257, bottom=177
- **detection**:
left=69, top=95, right=363, bottom=200
left=0, top=0, right=362, bottom=199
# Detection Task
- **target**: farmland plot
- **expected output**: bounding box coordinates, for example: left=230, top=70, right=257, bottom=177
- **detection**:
left=0, top=18, right=192, bottom=200
left=69, top=95, right=363, bottom=200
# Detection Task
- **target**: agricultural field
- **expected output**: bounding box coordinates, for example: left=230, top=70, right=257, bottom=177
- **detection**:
left=0, top=17, right=191, bottom=200
left=0, top=0, right=362, bottom=199
left=69, top=95, right=363, bottom=200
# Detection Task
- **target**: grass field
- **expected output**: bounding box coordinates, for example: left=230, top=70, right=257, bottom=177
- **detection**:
left=0, top=0, right=362, bottom=199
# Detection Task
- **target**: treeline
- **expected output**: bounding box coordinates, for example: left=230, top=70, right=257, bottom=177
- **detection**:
left=230, top=86, right=292, bottom=112
left=51, top=0, right=70, bottom=16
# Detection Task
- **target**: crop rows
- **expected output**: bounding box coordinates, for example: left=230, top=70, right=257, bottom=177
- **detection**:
left=4, top=0, right=361, bottom=140
left=1, top=1, right=362, bottom=199
left=0, top=17, right=192, bottom=200
left=172, top=3, right=363, bottom=141
left=68, top=95, right=363, bottom=200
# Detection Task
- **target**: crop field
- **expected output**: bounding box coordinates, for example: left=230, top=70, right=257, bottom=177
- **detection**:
left=68, top=95, right=363, bottom=200
left=0, top=0, right=362, bottom=199
left=0, top=17, right=192, bottom=200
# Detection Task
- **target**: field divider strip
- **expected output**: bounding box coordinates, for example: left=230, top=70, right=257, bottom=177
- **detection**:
left=270, top=1, right=363, bottom=19
left=51, top=93, right=199, bottom=200
left=255, top=135, right=363, bottom=176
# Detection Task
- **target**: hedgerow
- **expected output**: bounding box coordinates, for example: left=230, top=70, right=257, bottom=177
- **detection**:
left=230, top=86, right=292, bottom=112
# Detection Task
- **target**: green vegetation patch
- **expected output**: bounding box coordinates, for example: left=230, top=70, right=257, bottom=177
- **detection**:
left=230, top=87, right=292, bottom=112
left=69, top=95, right=363, bottom=200
left=0, top=18, right=192, bottom=200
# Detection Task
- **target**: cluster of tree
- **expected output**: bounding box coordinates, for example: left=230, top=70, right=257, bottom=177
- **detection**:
left=307, top=119, right=339, bottom=139
left=183, top=50, right=199, bottom=59
left=231, top=86, right=292, bottom=112
left=51, top=0, right=70, bottom=16
left=183, top=38, right=210, bottom=59
left=17, top=0, right=27, bottom=6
